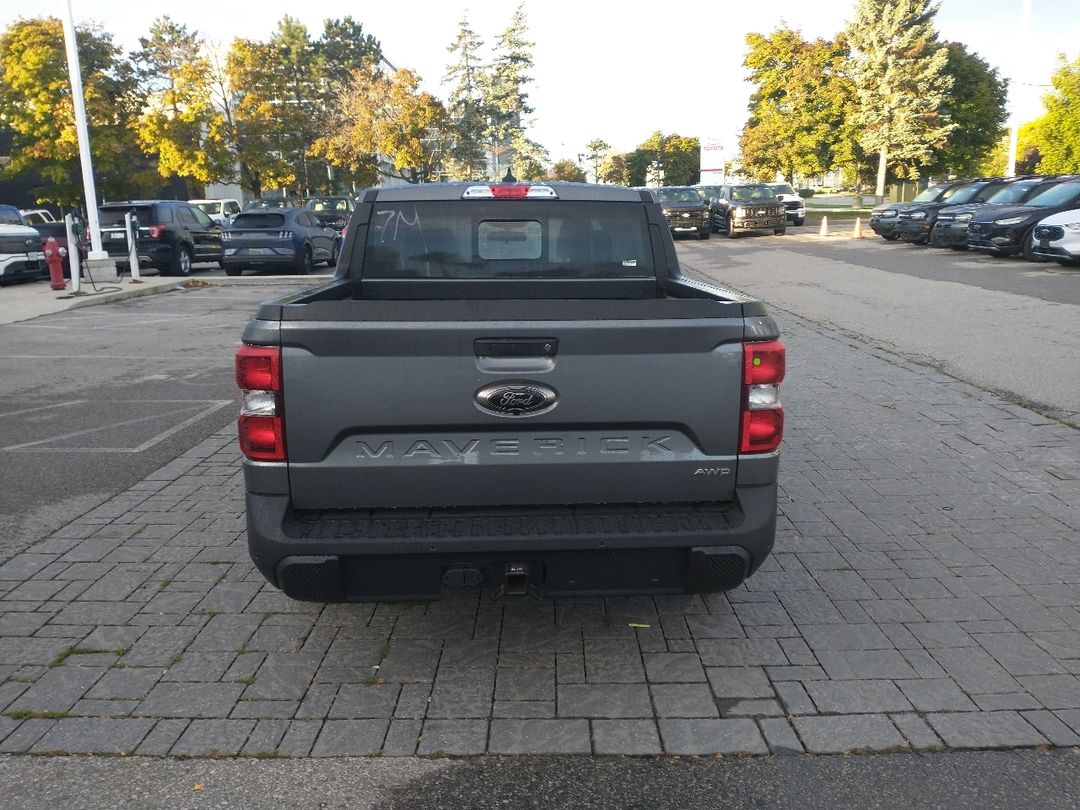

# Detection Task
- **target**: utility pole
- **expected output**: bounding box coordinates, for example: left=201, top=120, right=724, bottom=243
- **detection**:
left=60, top=0, right=118, bottom=281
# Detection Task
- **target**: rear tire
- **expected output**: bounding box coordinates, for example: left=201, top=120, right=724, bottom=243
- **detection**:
left=699, top=230, right=711, bottom=240
left=224, top=265, right=242, bottom=277
left=794, top=217, right=805, bottom=226
left=326, top=240, right=340, bottom=267
left=774, top=228, right=786, bottom=236
left=169, top=244, right=193, bottom=277
left=295, top=246, right=312, bottom=275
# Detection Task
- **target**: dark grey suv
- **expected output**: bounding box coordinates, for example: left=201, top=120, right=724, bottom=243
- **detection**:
left=98, top=200, right=224, bottom=276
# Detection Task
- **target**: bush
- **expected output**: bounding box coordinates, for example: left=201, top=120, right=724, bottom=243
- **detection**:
left=797, top=188, right=816, bottom=198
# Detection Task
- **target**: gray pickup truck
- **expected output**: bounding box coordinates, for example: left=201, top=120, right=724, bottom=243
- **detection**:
left=236, top=181, right=785, bottom=602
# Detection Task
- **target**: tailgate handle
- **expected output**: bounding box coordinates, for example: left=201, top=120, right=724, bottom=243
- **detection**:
left=474, top=338, right=558, bottom=373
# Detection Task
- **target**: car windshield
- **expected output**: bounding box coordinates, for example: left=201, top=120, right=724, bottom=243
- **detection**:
left=696, top=186, right=723, bottom=200
left=1025, top=181, right=1080, bottom=206
left=245, top=199, right=288, bottom=210
left=231, top=213, right=287, bottom=229
left=986, top=181, right=1043, bottom=204
left=194, top=202, right=222, bottom=215
left=306, top=198, right=351, bottom=212
left=730, top=186, right=777, bottom=202
left=912, top=186, right=948, bottom=203
left=657, top=188, right=704, bottom=204
left=770, top=184, right=796, bottom=195
left=943, top=185, right=983, bottom=205
left=363, top=201, right=654, bottom=280
left=0, top=208, right=23, bottom=225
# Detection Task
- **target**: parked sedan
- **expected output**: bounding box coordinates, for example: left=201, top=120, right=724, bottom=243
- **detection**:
left=931, top=177, right=1066, bottom=250
left=967, top=178, right=1080, bottom=260
left=222, top=208, right=339, bottom=276
left=1031, top=209, right=1080, bottom=266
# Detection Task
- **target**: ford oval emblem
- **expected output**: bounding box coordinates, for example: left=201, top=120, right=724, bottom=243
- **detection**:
left=475, top=382, right=558, bottom=417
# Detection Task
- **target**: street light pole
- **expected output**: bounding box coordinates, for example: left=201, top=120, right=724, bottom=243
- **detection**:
left=60, top=0, right=106, bottom=261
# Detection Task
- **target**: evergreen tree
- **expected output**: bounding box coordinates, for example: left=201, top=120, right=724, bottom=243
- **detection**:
left=482, top=4, right=536, bottom=179
left=584, top=139, right=610, bottom=183
left=442, top=15, right=489, bottom=180
left=846, top=0, right=955, bottom=201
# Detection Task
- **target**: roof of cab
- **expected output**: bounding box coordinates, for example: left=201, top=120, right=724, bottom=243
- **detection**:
left=361, top=182, right=649, bottom=203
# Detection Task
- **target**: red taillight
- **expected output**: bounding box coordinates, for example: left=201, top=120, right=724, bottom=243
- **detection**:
left=740, top=340, right=785, bottom=454
left=236, top=345, right=282, bottom=391
left=236, top=345, right=285, bottom=462
left=148, top=224, right=165, bottom=238
left=238, top=415, right=285, bottom=462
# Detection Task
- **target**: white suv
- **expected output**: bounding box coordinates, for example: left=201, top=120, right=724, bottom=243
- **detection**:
left=766, top=183, right=806, bottom=226
left=1031, top=208, right=1080, bottom=267
left=190, top=198, right=242, bottom=226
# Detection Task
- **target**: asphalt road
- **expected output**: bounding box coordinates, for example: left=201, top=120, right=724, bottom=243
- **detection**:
left=0, top=284, right=276, bottom=556
left=677, top=231, right=1080, bottom=424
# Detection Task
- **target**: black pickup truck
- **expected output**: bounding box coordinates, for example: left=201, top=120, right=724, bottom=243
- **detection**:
left=236, top=181, right=786, bottom=602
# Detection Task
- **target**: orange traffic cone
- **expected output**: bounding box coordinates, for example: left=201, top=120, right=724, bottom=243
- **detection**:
left=819, top=216, right=829, bottom=237
left=853, top=217, right=863, bottom=238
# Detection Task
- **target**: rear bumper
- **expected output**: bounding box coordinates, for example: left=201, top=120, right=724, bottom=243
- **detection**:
left=245, top=483, right=778, bottom=601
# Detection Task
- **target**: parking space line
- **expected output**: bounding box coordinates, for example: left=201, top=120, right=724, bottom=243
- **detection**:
left=1, top=399, right=233, bottom=453
left=0, top=400, right=85, bottom=419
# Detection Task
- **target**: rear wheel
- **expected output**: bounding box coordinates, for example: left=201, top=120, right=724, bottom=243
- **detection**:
left=169, top=244, right=192, bottom=277
left=224, top=265, right=242, bottom=277
left=774, top=228, right=786, bottom=236
left=1021, top=230, right=1040, bottom=262
left=295, top=246, right=312, bottom=275
left=699, top=230, right=711, bottom=240
left=326, top=240, right=340, bottom=267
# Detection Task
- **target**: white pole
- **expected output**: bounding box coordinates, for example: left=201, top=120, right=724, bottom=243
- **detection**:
left=124, top=211, right=142, bottom=282
left=64, top=213, right=81, bottom=293
left=60, top=0, right=105, bottom=260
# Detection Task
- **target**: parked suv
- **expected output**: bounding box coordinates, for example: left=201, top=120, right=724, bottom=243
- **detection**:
left=967, top=178, right=1080, bottom=260
left=869, top=179, right=971, bottom=241
left=303, top=196, right=354, bottom=232
left=894, top=178, right=1010, bottom=245
left=0, top=204, right=46, bottom=285
left=98, top=200, right=224, bottom=276
left=765, top=182, right=806, bottom=226
left=1032, top=208, right=1080, bottom=266
left=931, top=176, right=1066, bottom=250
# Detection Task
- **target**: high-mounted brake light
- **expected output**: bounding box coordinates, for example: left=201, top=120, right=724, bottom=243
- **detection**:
left=236, top=345, right=285, bottom=462
left=740, top=340, right=785, bottom=454
left=461, top=184, right=559, bottom=200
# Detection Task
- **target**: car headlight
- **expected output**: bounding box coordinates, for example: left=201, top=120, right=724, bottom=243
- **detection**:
left=873, top=209, right=897, bottom=218
left=994, top=216, right=1026, bottom=226
left=953, top=213, right=972, bottom=223
left=910, top=211, right=927, bottom=220
left=734, top=207, right=746, bottom=218
left=1064, top=222, right=1080, bottom=231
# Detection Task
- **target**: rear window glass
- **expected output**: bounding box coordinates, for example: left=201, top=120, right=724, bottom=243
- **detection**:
left=194, top=202, right=222, bottom=215
left=231, top=213, right=286, bottom=229
left=99, top=206, right=156, bottom=226
left=362, top=201, right=654, bottom=279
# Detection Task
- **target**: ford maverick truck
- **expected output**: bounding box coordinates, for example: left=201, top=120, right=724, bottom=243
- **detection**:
left=236, top=181, right=785, bottom=602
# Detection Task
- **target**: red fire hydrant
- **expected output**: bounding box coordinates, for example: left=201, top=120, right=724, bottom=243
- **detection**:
left=44, top=236, right=66, bottom=291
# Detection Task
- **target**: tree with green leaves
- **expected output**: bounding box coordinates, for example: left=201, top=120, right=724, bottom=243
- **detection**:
left=133, top=17, right=224, bottom=196
left=739, top=28, right=853, bottom=183
left=442, top=15, right=490, bottom=180
left=922, top=43, right=1008, bottom=177
left=1027, top=53, right=1080, bottom=174
left=319, top=17, right=382, bottom=91
left=627, top=132, right=700, bottom=186
left=0, top=17, right=154, bottom=206
left=482, top=4, right=536, bottom=179
left=846, top=0, right=955, bottom=201
left=549, top=159, right=586, bottom=182
left=584, top=139, right=610, bottom=183
left=598, top=153, right=630, bottom=185
left=312, top=65, right=447, bottom=184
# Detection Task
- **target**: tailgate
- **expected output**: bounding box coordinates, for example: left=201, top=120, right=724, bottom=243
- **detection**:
left=279, top=299, right=747, bottom=509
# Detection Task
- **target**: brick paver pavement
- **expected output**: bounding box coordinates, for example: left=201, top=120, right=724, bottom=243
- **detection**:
left=1, top=314, right=1077, bottom=756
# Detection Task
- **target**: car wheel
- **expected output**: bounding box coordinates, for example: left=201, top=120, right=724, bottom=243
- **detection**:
left=883, top=233, right=900, bottom=241
left=327, top=240, right=340, bottom=267
left=774, top=229, right=786, bottom=236
left=1021, top=230, right=1043, bottom=262
left=699, top=230, right=711, bottom=240
left=224, top=265, right=242, bottom=277
left=295, top=246, right=312, bottom=275
left=169, top=244, right=193, bottom=277
left=794, top=217, right=805, bottom=226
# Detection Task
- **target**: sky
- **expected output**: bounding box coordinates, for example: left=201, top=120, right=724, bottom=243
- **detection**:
left=3, top=0, right=1079, bottom=163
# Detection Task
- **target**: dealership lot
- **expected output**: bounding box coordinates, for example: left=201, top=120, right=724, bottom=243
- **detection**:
left=0, top=249, right=1077, bottom=758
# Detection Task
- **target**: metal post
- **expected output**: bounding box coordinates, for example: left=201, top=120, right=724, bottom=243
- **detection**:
left=124, top=211, right=142, bottom=282
left=60, top=0, right=105, bottom=261
left=64, top=213, right=82, bottom=294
